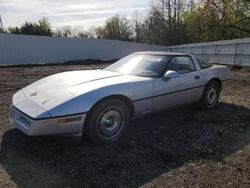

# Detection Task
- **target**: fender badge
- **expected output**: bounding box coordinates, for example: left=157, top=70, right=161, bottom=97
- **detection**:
left=30, top=92, right=38, bottom=96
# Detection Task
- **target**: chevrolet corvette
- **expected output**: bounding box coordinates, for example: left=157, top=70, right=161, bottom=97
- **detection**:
left=9, top=52, right=230, bottom=144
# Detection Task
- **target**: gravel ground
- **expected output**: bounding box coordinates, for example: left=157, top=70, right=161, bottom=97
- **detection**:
left=0, top=64, right=249, bottom=187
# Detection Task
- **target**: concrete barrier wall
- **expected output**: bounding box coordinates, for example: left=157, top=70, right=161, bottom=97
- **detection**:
left=1, top=33, right=250, bottom=66
left=0, top=34, right=169, bottom=65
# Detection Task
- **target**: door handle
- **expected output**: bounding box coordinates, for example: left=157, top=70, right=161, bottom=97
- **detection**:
left=194, top=75, right=200, bottom=80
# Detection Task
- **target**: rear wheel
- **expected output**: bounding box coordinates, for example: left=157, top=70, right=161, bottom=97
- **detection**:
left=84, top=99, right=131, bottom=144
left=200, top=80, right=220, bottom=110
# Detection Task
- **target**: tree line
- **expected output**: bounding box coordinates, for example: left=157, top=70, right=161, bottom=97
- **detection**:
left=3, top=0, right=250, bottom=45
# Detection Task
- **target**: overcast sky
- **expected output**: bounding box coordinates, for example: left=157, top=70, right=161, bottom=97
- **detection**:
left=0, top=0, right=149, bottom=29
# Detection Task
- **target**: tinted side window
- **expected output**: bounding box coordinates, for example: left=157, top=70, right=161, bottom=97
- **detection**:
left=166, top=56, right=195, bottom=74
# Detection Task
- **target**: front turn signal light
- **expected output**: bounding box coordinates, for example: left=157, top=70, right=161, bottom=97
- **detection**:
left=57, top=116, right=82, bottom=124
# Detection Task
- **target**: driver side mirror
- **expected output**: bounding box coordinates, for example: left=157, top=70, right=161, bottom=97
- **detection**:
left=163, top=70, right=179, bottom=80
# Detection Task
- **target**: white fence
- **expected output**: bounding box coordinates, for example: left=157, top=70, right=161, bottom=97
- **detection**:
left=0, top=33, right=250, bottom=66
left=0, top=34, right=168, bottom=65
left=168, top=38, right=250, bottom=66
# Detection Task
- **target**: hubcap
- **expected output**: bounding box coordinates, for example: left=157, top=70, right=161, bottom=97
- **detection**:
left=98, top=107, right=124, bottom=138
left=207, top=87, right=217, bottom=105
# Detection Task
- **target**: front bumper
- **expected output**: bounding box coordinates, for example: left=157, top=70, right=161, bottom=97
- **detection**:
left=9, top=106, right=87, bottom=136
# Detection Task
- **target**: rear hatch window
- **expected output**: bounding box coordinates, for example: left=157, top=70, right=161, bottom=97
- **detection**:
left=198, top=58, right=212, bottom=69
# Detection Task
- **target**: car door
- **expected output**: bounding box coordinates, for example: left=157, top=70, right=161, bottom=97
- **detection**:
left=153, top=55, right=202, bottom=112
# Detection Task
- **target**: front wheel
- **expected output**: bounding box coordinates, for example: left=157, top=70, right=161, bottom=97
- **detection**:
left=200, top=81, right=220, bottom=110
left=84, top=99, right=131, bottom=144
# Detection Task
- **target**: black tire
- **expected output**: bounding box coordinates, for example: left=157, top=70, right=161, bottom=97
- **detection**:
left=84, top=99, right=131, bottom=144
left=200, top=80, right=220, bottom=110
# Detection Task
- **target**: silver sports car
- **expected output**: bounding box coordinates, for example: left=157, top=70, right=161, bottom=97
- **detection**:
left=9, top=52, right=230, bottom=144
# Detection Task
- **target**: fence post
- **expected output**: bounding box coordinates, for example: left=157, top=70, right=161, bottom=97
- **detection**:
left=234, top=42, right=238, bottom=65
left=202, top=45, right=205, bottom=60
left=214, top=44, right=217, bottom=63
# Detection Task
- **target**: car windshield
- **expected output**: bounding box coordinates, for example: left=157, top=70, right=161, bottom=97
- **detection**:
left=104, top=54, right=169, bottom=77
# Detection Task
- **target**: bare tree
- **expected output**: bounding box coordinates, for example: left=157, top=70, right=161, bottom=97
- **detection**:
left=62, top=25, right=73, bottom=38
left=53, top=28, right=63, bottom=37
left=0, top=15, right=4, bottom=33
left=152, top=0, right=187, bottom=44
left=95, top=15, right=132, bottom=41
left=132, top=10, right=143, bottom=42
left=207, top=0, right=250, bottom=33
left=77, top=31, right=94, bottom=39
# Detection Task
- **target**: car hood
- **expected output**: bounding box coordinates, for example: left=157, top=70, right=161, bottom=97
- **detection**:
left=22, top=69, right=122, bottom=107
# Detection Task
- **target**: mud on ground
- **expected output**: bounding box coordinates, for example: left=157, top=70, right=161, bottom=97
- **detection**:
left=0, top=64, right=249, bottom=187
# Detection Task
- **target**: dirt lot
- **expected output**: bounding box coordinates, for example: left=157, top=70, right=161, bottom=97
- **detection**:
left=0, top=63, right=249, bottom=187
